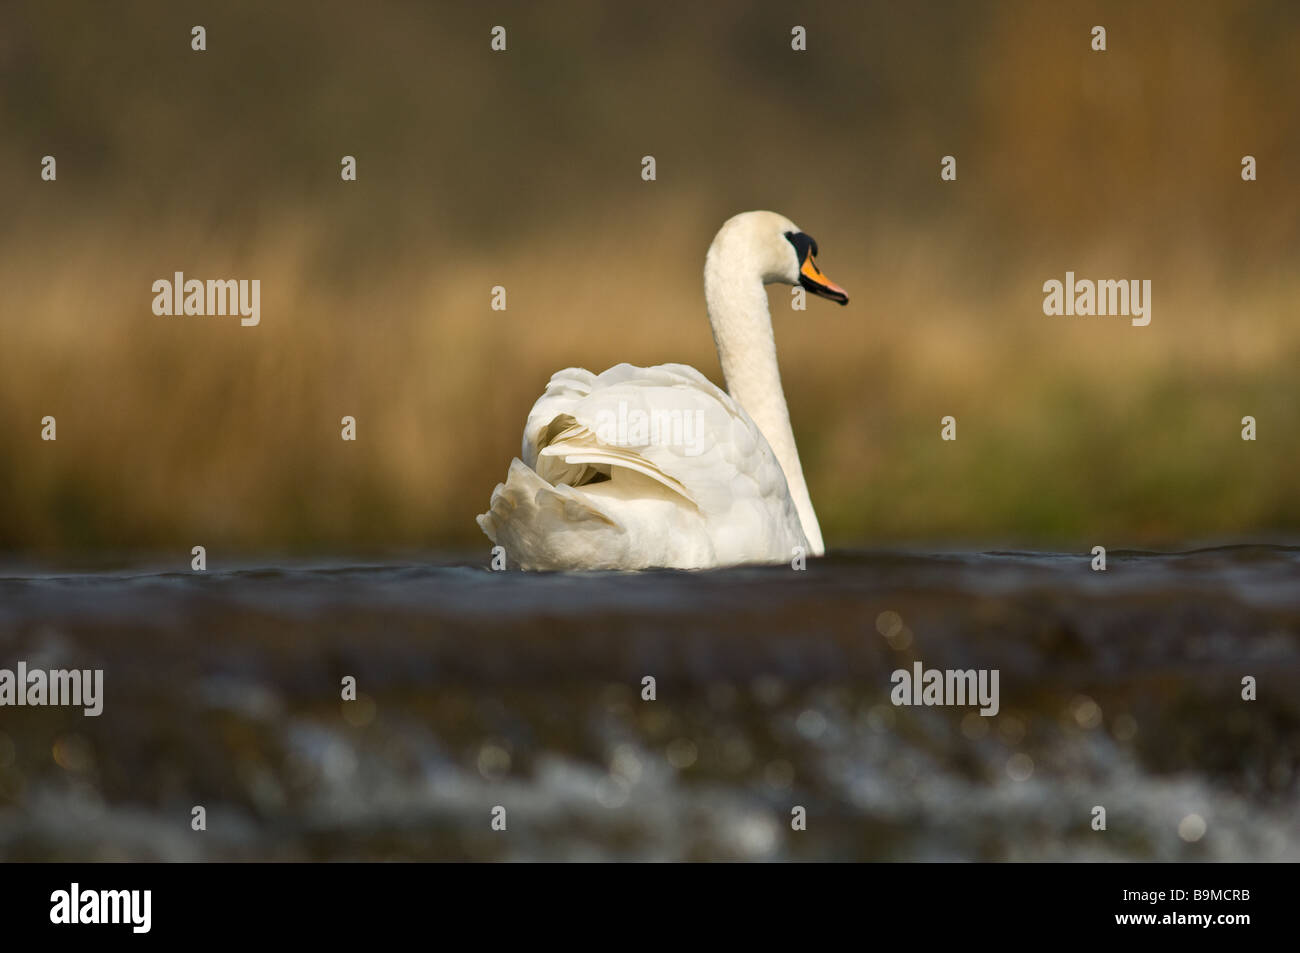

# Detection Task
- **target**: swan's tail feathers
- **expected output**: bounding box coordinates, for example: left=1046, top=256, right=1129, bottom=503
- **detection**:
left=476, top=458, right=622, bottom=571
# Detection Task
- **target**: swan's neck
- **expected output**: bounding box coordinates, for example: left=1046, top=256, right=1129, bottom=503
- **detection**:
left=704, top=252, right=825, bottom=556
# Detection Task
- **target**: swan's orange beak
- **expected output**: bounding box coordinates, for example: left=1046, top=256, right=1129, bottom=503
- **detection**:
left=799, top=254, right=849, bottom=305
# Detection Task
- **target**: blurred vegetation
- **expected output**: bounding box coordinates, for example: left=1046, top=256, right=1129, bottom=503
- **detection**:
left=1, top=0, right=1298, bottom=556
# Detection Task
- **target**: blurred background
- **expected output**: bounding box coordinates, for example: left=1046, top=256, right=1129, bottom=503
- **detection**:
left=2, top=0, right=1298, bottom=559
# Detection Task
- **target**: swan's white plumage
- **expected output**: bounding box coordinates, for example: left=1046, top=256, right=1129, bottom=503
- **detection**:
left=478, top=363, right=807, bottom=570
left=477, top=210, right=841, bottom=571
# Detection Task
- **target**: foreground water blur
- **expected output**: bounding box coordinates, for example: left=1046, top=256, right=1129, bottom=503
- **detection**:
left=0, top=546, right=1296, bottom=861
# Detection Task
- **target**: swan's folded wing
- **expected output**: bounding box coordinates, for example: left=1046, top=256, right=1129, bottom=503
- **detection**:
left=522, top=367, right=599, bottom=464
left=521, top=363, right=795, bottom=519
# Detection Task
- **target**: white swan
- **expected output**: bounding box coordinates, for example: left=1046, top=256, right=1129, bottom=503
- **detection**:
left=477, top=210, right=849, bottom=570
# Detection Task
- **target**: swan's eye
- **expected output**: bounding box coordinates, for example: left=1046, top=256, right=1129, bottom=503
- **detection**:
left=784, top=230, right=816, bottom=265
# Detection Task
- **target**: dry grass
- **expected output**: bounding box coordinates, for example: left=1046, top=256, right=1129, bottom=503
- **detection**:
left=1, top=0, right=1297, bottom=555
left=2, top=203, right=1296, bottom=554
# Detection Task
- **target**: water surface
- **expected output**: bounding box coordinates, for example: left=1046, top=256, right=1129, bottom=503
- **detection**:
left=0, top=547, right=1296, bottom=861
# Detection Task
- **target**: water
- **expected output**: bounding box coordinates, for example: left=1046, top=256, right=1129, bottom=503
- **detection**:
left=0, top=546, right=1296, bottom=861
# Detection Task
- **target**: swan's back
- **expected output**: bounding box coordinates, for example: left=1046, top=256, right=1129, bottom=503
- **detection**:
left=477, top=363, right=809, bottom=570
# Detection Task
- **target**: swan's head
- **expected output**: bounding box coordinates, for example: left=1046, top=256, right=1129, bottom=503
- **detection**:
left=707, top=210, right=849, bottom=306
